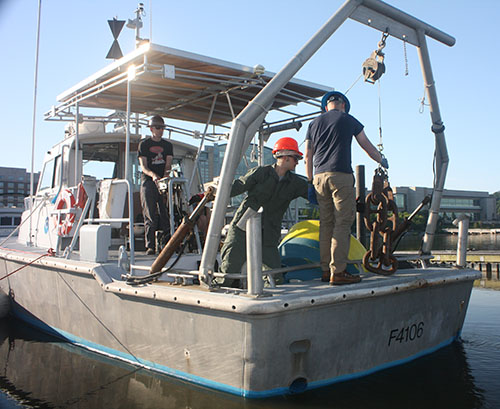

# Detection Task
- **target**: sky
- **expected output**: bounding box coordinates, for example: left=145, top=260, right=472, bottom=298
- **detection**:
left=0, top=0, right=498, bottom=193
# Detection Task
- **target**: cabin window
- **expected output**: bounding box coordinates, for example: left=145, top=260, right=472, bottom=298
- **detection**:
left=82, top=143, right=140, bottom=191
left=82, top=143, right=119, bottom=180
left=38, top=156, right=59, bottom=191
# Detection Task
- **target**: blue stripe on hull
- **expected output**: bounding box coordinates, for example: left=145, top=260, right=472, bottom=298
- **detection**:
left=10, top=301, right=460, bottom=399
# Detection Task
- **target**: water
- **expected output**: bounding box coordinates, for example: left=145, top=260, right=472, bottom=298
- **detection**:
left=0, top=288, right=499, bottom=409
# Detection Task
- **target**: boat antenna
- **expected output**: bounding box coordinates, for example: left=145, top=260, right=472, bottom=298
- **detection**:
left=126, top=3, right=146, bottom=48
left=29, top=0, right=43, bottom=246
left=149, top=0, right=153, bottom=44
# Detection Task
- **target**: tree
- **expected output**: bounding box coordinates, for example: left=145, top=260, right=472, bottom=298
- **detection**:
left=494, top=191, right=500, bottom=217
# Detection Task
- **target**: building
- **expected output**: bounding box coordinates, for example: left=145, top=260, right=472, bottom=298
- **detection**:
left=0, top=167, right=40, bottom=209
left=393, top=186, right=496, bottom=222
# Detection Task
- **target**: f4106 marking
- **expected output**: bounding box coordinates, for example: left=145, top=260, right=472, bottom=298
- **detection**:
left=388, top=322, right=424, bottom=346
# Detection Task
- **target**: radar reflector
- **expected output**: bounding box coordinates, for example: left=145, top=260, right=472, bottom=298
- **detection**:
left=106, top=18, right=125, bottom=60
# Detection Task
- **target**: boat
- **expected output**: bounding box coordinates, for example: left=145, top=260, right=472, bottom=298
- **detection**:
left=0, top=0, right=480, bottom=398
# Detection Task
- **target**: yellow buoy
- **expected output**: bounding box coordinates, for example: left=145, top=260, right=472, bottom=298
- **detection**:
left=279, top=220, right=367, bottom=281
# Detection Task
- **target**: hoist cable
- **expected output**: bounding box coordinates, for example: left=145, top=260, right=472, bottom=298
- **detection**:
left=377, top=79, right=383, bottom=153
left=344, top=73, right=363, bottom=95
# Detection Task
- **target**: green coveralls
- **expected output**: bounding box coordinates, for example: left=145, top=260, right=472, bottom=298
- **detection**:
left=220, top=165, right=308, bottom=274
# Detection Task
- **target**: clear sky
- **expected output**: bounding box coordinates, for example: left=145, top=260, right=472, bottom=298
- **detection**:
left=0, top=0, right=498, bottom=193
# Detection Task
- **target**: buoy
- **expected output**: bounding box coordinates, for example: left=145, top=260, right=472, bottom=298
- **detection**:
left=0, top=288, right=10, bottom=319
left=279, top=220, right=367, bottom=282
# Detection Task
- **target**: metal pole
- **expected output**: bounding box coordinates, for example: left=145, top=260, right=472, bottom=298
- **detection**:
left=416, top=30, right=449, bottom=254
left=199, top=0, right=359, bottom=280
left=361, top=0, right=455, bottom=46
left=187, top=95, right=217, bottom=194
left=247, top=208, right=263, bottom=296
left=126, top=68, right=135, bottom=268
left=258, top=131, right=264, bottom=167
left=355, top=165, right=366, bottom=247
left=29, top=0, right=42, bottom=246
left=75, top=103, right=80, bottom=186
left=453, top=214, right=469, bottom=268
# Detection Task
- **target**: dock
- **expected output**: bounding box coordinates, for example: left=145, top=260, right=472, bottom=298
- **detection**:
left=442, top=228, right=500, bottom=235
left=395, top=250, right=500, bottom=282
left=428, top=250, right=500, bottom=281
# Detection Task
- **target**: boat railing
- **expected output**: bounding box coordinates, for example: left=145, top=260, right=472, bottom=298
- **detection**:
left=64, top=178, right=136, bottom=267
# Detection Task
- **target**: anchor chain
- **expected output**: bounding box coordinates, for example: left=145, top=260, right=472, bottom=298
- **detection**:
left=362, top=168, right=398, bottom=275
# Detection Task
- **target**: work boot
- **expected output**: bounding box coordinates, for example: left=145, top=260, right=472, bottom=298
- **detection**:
left=146, top=248, right=155, bottom=256
left=321, top=271, right=331, bottom=282
left=330, top=271, right=361, bottom=286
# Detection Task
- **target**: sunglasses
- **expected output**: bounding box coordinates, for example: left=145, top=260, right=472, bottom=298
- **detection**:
left=327, top=96, right=344, bottom=104
left=152, top=126, right=164, bottom=130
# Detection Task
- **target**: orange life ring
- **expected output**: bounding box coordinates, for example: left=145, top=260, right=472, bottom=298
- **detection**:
left=53, top=189, right=76, bottom=236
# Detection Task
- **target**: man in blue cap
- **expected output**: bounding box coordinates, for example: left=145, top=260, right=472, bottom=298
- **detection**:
left=305, top=91, right=388, bottom=285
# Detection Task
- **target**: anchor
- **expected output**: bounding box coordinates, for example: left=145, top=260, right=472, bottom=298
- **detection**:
left=362, top=169, right=431, bottom=275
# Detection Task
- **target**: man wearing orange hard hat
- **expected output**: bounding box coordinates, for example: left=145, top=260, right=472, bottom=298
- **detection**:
left=219, top=137, right=313, bottom=285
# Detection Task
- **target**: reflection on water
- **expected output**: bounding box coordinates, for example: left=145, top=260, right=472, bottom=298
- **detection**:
left=0, top=289, right=499, bottom=409
left=396, top=232, right=500, bottom=252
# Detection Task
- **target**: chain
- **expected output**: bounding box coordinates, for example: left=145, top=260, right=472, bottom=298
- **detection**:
left=362, top=171, right=398, bottom=275
left=403, top=35, right=409, bottom=76
left=378, top=30, right=389, bottom=51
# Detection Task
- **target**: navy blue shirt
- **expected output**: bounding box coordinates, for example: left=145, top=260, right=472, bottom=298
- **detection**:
left=305, top=109, right=364, bottom=174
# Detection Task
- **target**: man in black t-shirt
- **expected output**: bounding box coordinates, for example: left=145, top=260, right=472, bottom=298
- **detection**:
left=138, top=115, right=173, bottom=255
left=305, top=91, right=388, bottom=285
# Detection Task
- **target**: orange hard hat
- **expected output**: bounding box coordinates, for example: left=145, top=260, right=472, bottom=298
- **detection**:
left=272, top=137, right=303, bottom=158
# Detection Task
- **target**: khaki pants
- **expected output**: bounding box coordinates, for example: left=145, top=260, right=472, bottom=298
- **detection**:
left=314, top=172, right=355, bottom=274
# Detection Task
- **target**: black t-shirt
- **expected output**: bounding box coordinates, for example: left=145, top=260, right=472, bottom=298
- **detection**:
left=305, top=109, right=364, bottom=174
left=138, top=137, right=173, bottom=182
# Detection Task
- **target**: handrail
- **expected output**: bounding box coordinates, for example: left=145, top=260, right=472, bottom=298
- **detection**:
left=63, top=178, right=135, bottom=269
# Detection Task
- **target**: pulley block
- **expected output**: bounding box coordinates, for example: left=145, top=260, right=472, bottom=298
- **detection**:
left=362, top=50, right=386, bottom=84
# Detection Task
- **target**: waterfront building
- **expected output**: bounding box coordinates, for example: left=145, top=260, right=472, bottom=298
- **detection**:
left=393, top=186, right=496, bottom=222
left=0, top=167, right=40, bottom=209
left=0, top=167, right=40, bottom=235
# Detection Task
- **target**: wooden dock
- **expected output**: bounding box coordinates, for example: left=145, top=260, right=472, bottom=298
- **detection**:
left=442, top=228, right=500, bottom=235
left=396, top=250, right=500, bottom=281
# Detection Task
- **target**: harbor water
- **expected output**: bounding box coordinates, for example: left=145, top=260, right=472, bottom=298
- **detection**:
left=0, top=286, right=498, bottom=409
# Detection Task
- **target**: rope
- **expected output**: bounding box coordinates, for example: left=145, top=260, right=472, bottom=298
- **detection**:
left=0, top=248, right=55, bottom=281
left=344, top=73, right=363, bottom=95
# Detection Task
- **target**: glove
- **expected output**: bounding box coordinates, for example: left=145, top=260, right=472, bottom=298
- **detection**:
left=380, top=154, right=389, bottom=169
left=308, top=182, right=318, bottom=205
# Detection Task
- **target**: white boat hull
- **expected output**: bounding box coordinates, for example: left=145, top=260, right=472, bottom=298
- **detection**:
left=0, top=248, right=479, bottom=397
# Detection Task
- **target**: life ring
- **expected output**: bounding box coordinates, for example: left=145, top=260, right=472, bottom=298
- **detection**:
left=53, top=189, right=76, bottom=236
